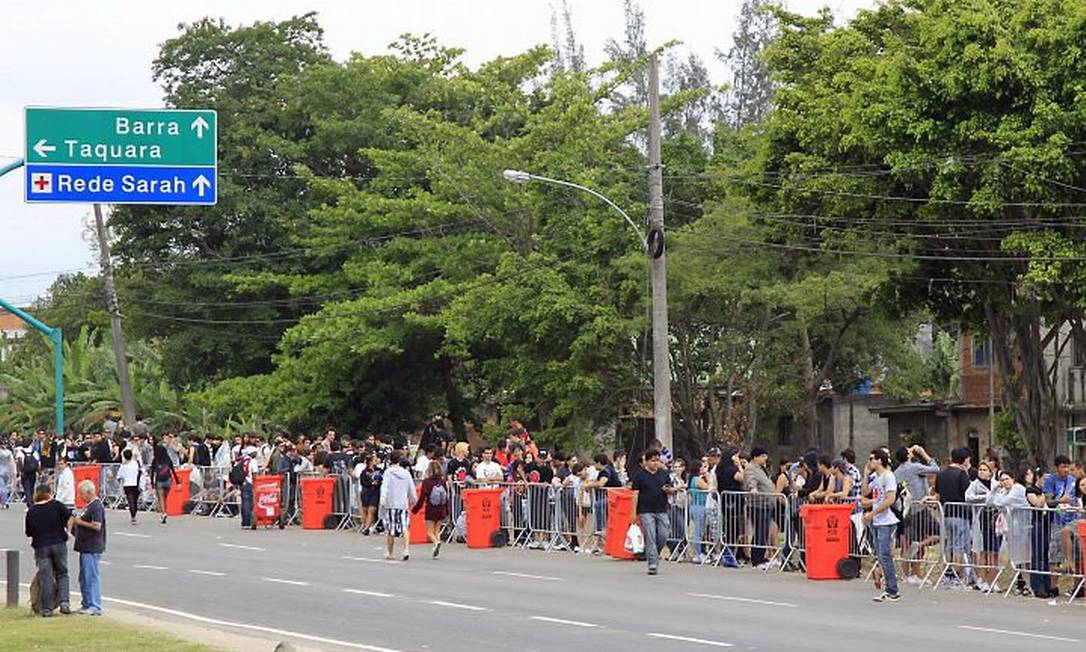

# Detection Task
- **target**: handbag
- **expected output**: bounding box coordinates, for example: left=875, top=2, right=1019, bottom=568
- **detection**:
left=624, top=522, right=644, bottom=554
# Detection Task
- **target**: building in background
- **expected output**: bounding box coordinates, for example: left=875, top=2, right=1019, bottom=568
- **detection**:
left=0, top=308, right=28, bottom=362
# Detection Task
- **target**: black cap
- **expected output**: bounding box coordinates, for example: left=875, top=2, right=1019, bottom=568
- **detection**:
left=751, top=445, right=769, bottom=458
left=706, top=447, right=721, bottom=456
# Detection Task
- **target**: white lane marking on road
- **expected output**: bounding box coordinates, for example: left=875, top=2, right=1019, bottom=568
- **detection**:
left=102, top=595, right=403, bottom=651
left=343, top=555, right=399, bottom=565
left=99, top=561, right=112, bottom=565
left=218, top=542, right=265, bottom=552
left=190, top=570, right=226, bottom=577
left=113, top=532, right=152, bottom=539
left=263, top=577, right=309, bottom=586
left=530, top=616, right=598, bottom=628
left=343, top=589, right=394, bottom=598
left=687, top=592, right=797, bottom=608
left=647, top=633, right=733, bottom=648
left=133, top=564, right=168, bottom=570
left=492, top=571, right=563, bottom=581
left=427, top=600, right=489, bottom=611
left=958, top=626, right=1080, bottom=643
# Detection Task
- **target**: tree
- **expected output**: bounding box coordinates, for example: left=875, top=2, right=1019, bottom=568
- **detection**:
left=108, top=14, right=332, bottom=387
left=603, top=0, right=649, bottom=111
left=550, top=0, right=586, bottom=73
left=745, top=0, right=1086, bottom=464
left=189, top=37, right=672, bottom=448
left=718, top=0, right=781, bottom=129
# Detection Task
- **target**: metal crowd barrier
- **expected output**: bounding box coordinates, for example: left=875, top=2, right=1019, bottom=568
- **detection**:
left=1000, top=504, right=1085, bottom=602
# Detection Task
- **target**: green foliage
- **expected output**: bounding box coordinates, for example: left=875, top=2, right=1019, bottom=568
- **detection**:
left=0, top=328, right=190, bottom=433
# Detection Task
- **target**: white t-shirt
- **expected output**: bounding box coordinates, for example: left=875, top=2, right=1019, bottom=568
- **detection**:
left=55, top=467, right=75, bottom=507
left=414, top=455, right=431, bottom=478
left=117, top=460, right=141, bottom=487
left=475, top=461, right=503, bottom=483
left=871, top=469, right=900, bottom=527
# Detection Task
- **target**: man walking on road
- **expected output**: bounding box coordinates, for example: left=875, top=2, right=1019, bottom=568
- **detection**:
left=71, top=480, right=106, bottom=615
left=380, top=450, right=418, bottom=561
left=863, top=448, right=900, bottom=602
left=631, top=449, right=679, bottom=575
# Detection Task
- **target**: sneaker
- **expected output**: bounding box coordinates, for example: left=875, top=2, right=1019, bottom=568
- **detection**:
left=384, top=552, right=393, bottom=560
left=361, top=527, right=370, bottom=536
left=59, top=603, right=71, bottom=615
left=754, top=562, right=771, bottom=571
left=692, top=556, right=704, bottom=565
left=976, top=582, right=989, bottom=593
left=872, top=592, right=900, bottom=603
left=647, top=566, right=658, bottom=575
left=527, top=541, right=543, bottom=550
left=432, top=543, right=441, bottom=559
left=573, top=546, right=582, bottom=554
left=905, top=575, right=921, bottom=586
left=40, top=611, right=52, bottom=618
left=130, top=517, right=136, bottom=525
left=402, top=553, right=410, bottom=562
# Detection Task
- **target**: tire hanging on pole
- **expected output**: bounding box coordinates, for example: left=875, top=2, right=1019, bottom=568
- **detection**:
left=647, top=226, right=665, bottom=259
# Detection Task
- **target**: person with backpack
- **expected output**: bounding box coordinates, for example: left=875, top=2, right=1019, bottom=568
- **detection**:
left=229, top=450, right=258, bottom=529
left=413, top=460, right=449, bottom=558
left=893, top=444, right=937, bottom=585
left=20, top=439, right=40, bottom=507
left=151, top=435, right=180, bottom=524
left=863, top=448, right=900, bottom=602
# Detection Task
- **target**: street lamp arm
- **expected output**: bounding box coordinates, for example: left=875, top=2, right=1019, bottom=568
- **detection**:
left=504, top=170, right=647, bottom=249
left=0, top=158, right=25, bottom=179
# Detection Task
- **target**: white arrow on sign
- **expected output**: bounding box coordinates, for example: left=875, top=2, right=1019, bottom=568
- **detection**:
left=193, top=174, right=211, bottom=197
left=33, top=139, right=56, bottom=158
left=190, top=116, right=210, bottom=139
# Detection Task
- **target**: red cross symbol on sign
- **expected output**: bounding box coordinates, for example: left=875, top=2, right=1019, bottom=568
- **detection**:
left=31, top=173, right=52, bottom=193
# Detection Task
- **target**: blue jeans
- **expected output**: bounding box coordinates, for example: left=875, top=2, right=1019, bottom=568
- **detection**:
left=873, top=524, right=899, bottom=596
left=241, top=483, right=254, bottom=527
left=689, top=503, right=706, bottom=559
left=639, top=512, right=670, bottom=570
left=0, top=472, right=9, bottom=505
left=79, top=553, right=102, bottom=614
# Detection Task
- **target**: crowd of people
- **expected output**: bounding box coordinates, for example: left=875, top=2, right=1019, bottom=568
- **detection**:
left=6, top=413, right=1086, bottom=615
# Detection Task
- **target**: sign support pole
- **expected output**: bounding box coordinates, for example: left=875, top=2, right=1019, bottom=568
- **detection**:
left=93, top=203, right=137, bottom=426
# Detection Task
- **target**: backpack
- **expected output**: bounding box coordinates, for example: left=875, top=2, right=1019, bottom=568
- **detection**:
left=229, top=459, right=247, bottom=487
left=429, top=483, right=448, bottom=506
left=890, top=479, right=913, bottom=522
left=22, top=453, right=39, bottom=474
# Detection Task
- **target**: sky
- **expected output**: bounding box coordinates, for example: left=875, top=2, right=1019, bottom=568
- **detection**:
left=0, top=0, right=875, bottom=305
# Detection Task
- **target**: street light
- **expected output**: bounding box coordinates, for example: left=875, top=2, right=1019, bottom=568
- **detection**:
left=503, top=168, right=672, bottom=451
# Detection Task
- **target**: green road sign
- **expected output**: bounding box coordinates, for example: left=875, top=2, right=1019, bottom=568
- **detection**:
left=25, top=107, right=217, bottom=166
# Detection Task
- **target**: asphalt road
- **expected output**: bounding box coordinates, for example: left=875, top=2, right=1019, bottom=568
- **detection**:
left=0, top=508, right=1082, bottom=651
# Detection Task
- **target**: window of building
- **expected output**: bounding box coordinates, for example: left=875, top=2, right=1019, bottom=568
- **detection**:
left=972, top=337, right=991, bottom=368
left=777, top=415, right=793, bottom=446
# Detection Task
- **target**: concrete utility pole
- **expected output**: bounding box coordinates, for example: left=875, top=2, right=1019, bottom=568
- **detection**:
left=647, top=55, right=673, bottom=453
left=93, top=203, right=137, bottom=426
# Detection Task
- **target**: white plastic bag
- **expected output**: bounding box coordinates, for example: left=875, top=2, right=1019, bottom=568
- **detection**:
left=624, top=522, right=644, bottom=554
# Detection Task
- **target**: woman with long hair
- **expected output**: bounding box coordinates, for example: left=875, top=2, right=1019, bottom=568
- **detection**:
left=965, top=460, right=1000, bottom=592
left=151, top=435, right=180, bottom=524
left=412, top=460, right=448, bottom=558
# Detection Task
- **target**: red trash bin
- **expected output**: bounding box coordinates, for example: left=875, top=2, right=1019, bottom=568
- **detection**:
left=605, top=488, right=636, bottom=560
left=800, top=503, right=854, bottom=579
left=72, top=464, right=101, bottom=509
left=300, top=477, right=336, bottom=530
left=253, top=474, right=283, bottom=528
left=462, top=486, right=503, bottom=548
left=165, top=468, right=191, bottom=516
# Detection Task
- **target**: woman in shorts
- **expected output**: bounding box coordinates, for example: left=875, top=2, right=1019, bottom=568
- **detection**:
left=151, top=436, right=180, bottom=524
left=412, top=461, right=449, bottom=558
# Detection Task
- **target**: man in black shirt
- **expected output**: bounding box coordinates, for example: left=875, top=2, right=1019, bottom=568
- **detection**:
left=935, top=447, right=972, bottom=581
left=24, top=483, right=72, bottom=616
left=631, top=449, right=679, bottom=575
